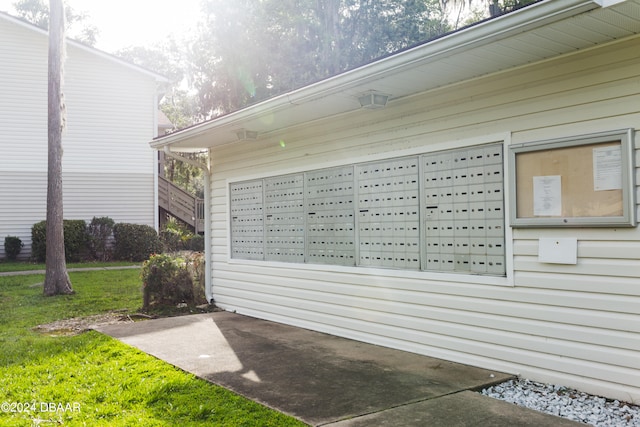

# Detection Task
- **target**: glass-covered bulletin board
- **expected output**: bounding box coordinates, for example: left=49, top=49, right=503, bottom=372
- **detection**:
left=509, top=129, right=636, bottom=227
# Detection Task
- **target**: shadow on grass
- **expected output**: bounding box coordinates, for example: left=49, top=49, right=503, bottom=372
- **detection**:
left=0, top=269, right=305, bottom=426
left=1, top=332, right=304, bottom=427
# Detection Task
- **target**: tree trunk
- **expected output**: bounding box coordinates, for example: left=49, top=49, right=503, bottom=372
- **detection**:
left=316, top=0, right=341, bottom=76
left=44, top=0, right=73, bottom=296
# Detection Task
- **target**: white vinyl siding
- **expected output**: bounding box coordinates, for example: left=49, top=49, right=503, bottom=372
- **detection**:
left=0, top=172, right=154, bottom=257
left=207, top=35, right=640, bottom=403
left=0, top=16, right=159, bottom=259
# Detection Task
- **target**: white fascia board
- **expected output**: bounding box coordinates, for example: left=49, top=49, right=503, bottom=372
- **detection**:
left=150, top=0, right=605, bottom=151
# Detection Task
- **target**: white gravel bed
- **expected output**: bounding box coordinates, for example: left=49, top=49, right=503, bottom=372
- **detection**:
left=481, top=378, right=640, bottom=426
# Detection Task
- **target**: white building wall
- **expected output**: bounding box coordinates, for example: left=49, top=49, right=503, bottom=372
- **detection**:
left=208, top=35, right=640, bottom=402
left=0, top=16, right=159, bottom=258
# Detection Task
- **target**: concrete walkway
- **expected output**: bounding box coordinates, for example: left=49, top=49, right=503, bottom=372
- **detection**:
left=0, top=265, right=140, bottom=277
left=97, top=312, right=582, bottom=426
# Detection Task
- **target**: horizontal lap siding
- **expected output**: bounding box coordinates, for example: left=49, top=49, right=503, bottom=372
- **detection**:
left=62, top=173, right=154, bottom=223
left=209, top=36, right=640, bottom=402
left=0, top=171, right=154, bottom=258
left=0, top=173, right=47, bottom=258
left=0, top=22, right=48, bottom=170
left=62, top=47, right=157, bottom=174
left=0, top=18, right=157, bottom=259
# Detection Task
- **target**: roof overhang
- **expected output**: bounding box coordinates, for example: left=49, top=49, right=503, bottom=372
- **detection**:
left=152, top=0, right=640, bottom=152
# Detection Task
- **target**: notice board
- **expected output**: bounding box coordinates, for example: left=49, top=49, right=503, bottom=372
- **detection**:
left=509, top=129, right=636, bottom=227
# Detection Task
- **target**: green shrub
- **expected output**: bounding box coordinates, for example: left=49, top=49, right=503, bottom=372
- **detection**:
left=30, top=220, right=88, bottom=262
left=31, top=221, right=46, bottom=262
left=141, top=253, right=194, bottom=309
left=113, top=223, right=162, bottom=262
left=63, top=220, right=88, bottom=262
left=4, top=236, right=23, bottom=261
left=160, top=217, right=197, bottom=252
left=160, top=228, right=184, bottom=252
left=88, top=216, right=115, bottom=261
left=184, top=251, right=206, bottom=303
left=187, top=234, right=205, bottom=252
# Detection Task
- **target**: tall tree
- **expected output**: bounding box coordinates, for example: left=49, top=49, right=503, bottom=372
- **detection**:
left=190, top=0, right=449, bottom=119
left=441, top=0, right=537, bottom=21
left=44, top=0, right=73, bottom=296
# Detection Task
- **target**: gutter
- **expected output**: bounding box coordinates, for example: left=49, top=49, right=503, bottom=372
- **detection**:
left=592, top=0, right=627, bottom=5
left=162, top=148, right=213, bottom=304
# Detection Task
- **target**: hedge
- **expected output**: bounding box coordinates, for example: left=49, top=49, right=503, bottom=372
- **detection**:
left=87, top=216, right=115, bottom=261
left=4, top=236, right=23, bottom=261
left=31, top=220, right=88, bottom=262
left=28, top=218, right=206, bottom=264
left=113, top=223, right=163, bottom=262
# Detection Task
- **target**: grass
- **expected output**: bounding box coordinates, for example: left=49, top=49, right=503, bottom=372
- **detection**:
left=0, top=269, right=306, bottom=427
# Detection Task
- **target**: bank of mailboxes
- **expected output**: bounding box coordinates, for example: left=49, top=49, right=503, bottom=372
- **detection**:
left=306, top=167, right=356, bottom=266
left=358, top=157, right=421, bottom=269
left=229, top=143, right=505, bottom=275
left=263, top=175, right=306, bottom=262
left=423, top=145, right=505, bottom=274
left=230, top=181, right=265, bottom=260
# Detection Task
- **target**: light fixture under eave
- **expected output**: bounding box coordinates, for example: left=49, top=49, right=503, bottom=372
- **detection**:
left=358, top=91, right=390, bottom=109
left=235, top=129, right=259, bottom=141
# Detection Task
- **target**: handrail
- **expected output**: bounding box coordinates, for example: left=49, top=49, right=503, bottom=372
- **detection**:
left=158, top=176, right=205, bottom=233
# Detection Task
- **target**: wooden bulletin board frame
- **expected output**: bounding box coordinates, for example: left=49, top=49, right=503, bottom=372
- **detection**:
left=509, top=129, right=636, bottom=227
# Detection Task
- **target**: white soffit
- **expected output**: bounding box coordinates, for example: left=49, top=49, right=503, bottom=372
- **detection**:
left=153, top=0, right=640, bottom=151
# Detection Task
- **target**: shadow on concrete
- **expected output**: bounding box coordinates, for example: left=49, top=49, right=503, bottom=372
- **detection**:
left=97, top=312, right=581, bottom=426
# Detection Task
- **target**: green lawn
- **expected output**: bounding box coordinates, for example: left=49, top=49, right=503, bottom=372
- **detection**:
left=0, top=269, right=306, bottom=427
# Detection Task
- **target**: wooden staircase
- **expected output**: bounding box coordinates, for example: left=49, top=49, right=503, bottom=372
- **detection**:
left=158, top=176, right=205, bottom=233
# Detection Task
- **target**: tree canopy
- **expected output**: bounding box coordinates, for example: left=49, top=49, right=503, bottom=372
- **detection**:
left=189, top=0, right=450, bottom=119
left=177, top=0, right=536, bottom=120
left=13, top=0, right=537, bottom=125
left=13, top=0, right=99, bottom=45
left=120, top=0, right=535, bottom=196
left=11, top=0, right=536, bottom=198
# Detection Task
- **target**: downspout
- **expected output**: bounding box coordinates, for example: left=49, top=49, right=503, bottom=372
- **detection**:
left=152, top=96, right=160, bottom=231
left=203, top=155, right=212, bottom=303
left=152, top=80, right=169, bottom=232
left=162, top=147, right=213, bottom=304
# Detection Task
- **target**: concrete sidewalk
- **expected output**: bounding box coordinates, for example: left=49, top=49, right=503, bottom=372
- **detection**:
left=0, top=265, right=140, bottom=277
left=97, top=312, right=581, bottom=426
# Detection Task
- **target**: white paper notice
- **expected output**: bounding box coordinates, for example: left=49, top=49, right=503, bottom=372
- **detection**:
left=533, top=175, right=562, bottom=216
left=593, top=146, right=622, bottom=191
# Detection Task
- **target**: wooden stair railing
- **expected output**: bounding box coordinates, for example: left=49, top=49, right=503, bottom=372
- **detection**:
left=158, top=176, right=205, bottom=233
